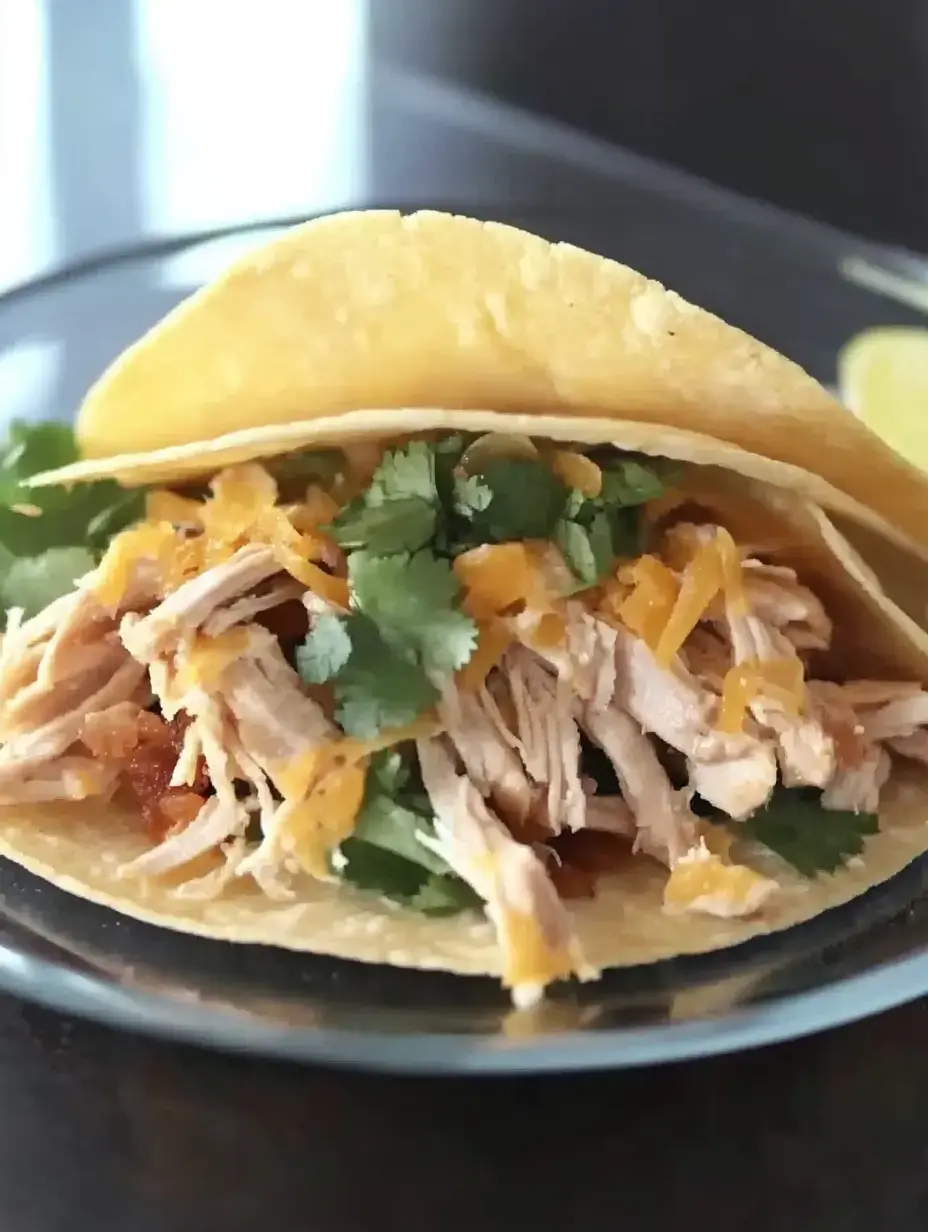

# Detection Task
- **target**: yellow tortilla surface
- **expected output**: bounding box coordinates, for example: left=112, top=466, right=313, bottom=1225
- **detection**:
left=0, top=771, right=925, bottom=976
left=68, top=210, right=928, bottom=552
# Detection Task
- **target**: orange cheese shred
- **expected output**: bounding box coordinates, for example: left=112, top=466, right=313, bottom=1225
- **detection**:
left=549, top=450, right=602, bottom=498
left=653, top=527, right=748, bottom=667
left=454, top=543, right=550, bottom=618
left=93, top=521, right=179, bottom=609
left=718, top=656, right=805, bottom=734
left=616, top=555, right=679, bottom=650
left=456, top=618, right=513, bottom=693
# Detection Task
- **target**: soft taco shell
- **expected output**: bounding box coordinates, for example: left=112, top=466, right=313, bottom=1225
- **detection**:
left=65, top=209, right=928, bottom=553
left=5, top=457, right=928, bottom=977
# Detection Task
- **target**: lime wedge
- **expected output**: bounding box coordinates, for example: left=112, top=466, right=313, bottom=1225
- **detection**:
left=838, top=327, right=928, bottom=472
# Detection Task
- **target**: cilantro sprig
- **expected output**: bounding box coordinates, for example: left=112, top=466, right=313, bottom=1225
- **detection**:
left=300, top=438, right=671, bottom=736
left=336, top=748, right=480, bottom=914
left=0, top=421, right=148, bottom=617
left=698, top=785, right=879, bottom=877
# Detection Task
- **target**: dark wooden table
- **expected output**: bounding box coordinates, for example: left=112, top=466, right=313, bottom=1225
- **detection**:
left=4, top=995, right=928, bottom=1232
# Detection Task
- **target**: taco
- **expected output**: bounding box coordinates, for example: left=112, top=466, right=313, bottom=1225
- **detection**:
left=0, top=212, right=927, bottom=1008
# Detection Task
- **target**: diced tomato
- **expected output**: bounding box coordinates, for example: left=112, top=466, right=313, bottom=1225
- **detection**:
left=122, top=712, right=209, bottom=840
left=545, top=829, right=633, bottom=899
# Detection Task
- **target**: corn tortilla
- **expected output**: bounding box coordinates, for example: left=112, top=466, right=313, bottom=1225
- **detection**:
left=65, top=209, right=928, bottom=554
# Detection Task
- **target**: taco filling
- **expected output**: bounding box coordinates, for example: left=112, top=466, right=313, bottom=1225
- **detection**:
left=1, top=424, right=927, bottom=1007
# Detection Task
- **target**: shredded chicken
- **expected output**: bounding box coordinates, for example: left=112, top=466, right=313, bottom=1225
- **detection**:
left=203, top=580, right=305, bottom=636
left=120, top=544, right=281, bottom=663
left=823, top=745, right=891, bottom=814
left=510, top=602, right=617, bottom=711
left=723, top=607, right=836, bottom=789
left=0, top=657, right=147, bottom=785
left=117, top=794, right=249, bottom=879
left=220, top=632, right=334, bottom=770
left=417, top=736, right=591, bottom=1007
left=437, top=681, right=535, bottom=829
left=581, top=702, right=696, bottom=866
left=611, top=624, right=777, bottom=819
left=739, top=561, right=833, bottom=651
left=582, top=794, right=636, bottom=839
left=0, top=756, right=121, bottom=805
left=498, top=646, right=586, bottom=833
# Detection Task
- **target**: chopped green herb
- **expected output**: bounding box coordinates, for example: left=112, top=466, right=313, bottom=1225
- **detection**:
left=368, top=441, right=438, bottom=506
left=554, top=518, right=598, bottom=588
left=0, top=422, right=149, bottom=618
left=0, top=547, right=96, bottom=618
left=348, top=549, right=478, bottom=676
left=698, top=785, right=880, bottom=877
left=452, top=473, right=492, bottom=519
left=297, top=611, right=440, bottom=738
left=351, top=795, right=450, bottom=875
left=465, top=458, right=569, bottom=542
left=294, top=611, right=353, bottom=683
left=335, top=747, right=480, bottom=915
left=599, top=458, right=667, bottom=507
left=325, top=496, right=437, bottom=554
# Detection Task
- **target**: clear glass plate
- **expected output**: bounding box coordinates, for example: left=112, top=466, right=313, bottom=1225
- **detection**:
left=1, top=205, right=927, bottom=1073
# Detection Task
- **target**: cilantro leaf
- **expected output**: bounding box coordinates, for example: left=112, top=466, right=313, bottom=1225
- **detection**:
left=295, top=612, right=353, bottom=683
left=606, top=506, right=649, bottom=560
left=352, top=794, right=450, bottom=875
left=554, top=519, right=598, bottom=588
left=465, top=458, right=568, bottom=542
left=452, top=473, right=492, bottom=519
left=701, top=785, right=880, bottom=877
left=406, top=875, right=482, bottom=915
left=368, top=442, right=438, bottom=505
left=0, top=421, right=146, bottom=560
left=335, top=746, right=481, bottom=915
left=598, top=457, right=669, bottom=507
left=587, top=510, right=616, bottom=576
left=325, top=496, right=437, bottom=554
left=368, top=748, right=410, bottom=797
left=337, top=839, right=480, bottom=914
left=333, top=613, right=441, bottom=738
left=348, top=549, right=478, bottom=675
left=296, top=611, right=439, bottom=737
left=0, top=547, right=96, bottom=617
left=0, top=421, right=78, bottom=497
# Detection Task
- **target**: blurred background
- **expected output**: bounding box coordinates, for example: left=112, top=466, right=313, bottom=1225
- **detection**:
left=2, top=0, right=928, bottom=459
left=3, top=0, right=928, bottom=294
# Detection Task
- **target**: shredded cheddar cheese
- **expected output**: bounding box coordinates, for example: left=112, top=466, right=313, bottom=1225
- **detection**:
left=93, top=521, right=179, bottom=608
left=615, top=555, right=678, bottom=650
left=283, top=763, right=368, bottom=878
left=455, top=543, right=549, bottom=618
left=653, top=527, right=746, bottom=668
left=549, top=449, right=602, bottom=498
left=718, top=656, right=805, bottom=734
left=499, top=906, right=577, bottom=994
left=456, top=618, right=513, bottom=693
left=663, top=845, right=776, bottom=917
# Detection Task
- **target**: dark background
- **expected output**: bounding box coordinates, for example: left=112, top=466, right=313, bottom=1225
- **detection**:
left=375, top=0, right=928, bottom=252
